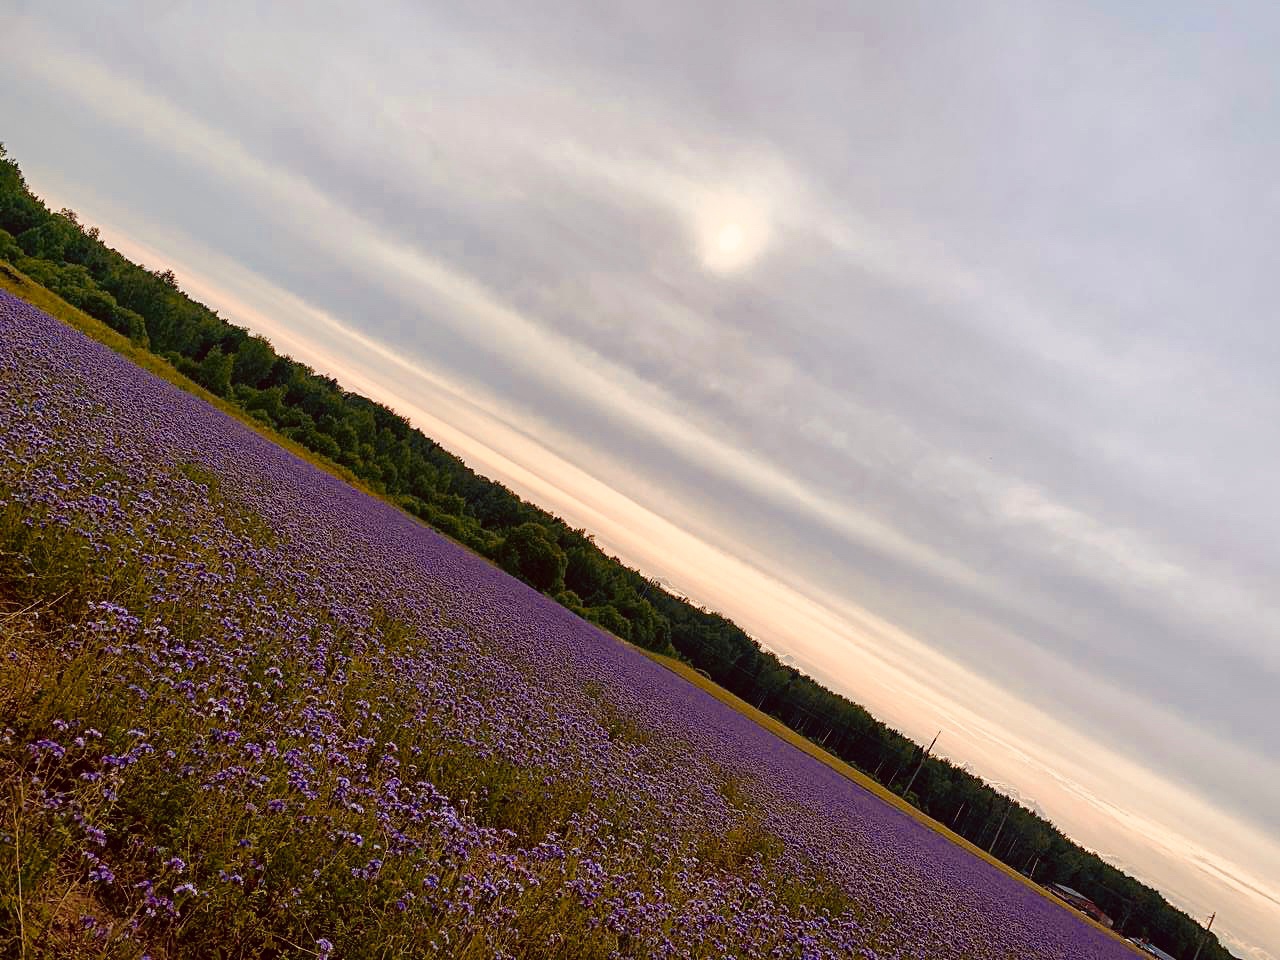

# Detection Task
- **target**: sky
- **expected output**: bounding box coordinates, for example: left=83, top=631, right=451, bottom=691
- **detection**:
left=2, top=2, right=1278, bottom=955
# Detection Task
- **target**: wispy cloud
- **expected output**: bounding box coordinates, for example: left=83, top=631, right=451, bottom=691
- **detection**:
left=4, top=3, right=1278, bottom=954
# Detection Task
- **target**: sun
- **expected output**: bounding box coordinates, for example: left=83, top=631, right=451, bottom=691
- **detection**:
left=716, top=223, right=745, bottom=256
left=695, top=190, right=770, bottom=274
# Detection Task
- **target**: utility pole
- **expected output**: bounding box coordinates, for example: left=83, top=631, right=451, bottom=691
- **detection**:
left=637, top=576, right=666, bottom=601
left=1121, top=900, right=1134, bottom=934
left=886, top=759, right=905, bottom=787
left=988, top=799, right=1013, bottom=854
left=902, top=730, right=941, bottom=798
left=1003, top=833, right=1019, bottom=861
left=1191, top=912, right=1215, bottom=960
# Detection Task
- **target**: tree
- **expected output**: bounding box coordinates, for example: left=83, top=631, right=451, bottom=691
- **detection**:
left=586, top=604, right=630, bottom=639
left=564, top=545, right=614, bottom=605
left=231, top=334, right=278, bottom=388
left=612, top=589, right=671, bottom=653
left=0, top=227, right=22, bottom=263
left=496, top=523, right=566, bottom=593
left=196, top=346, right=233, bottom=397
left=0, top=145, right=53, bottom=235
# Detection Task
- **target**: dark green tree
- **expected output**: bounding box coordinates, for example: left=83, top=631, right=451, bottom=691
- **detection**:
left=496, top=523, right=567, bottom=593
left=586, top=604, right=631, bottom=639
left=232, top=334, right=279, bottom=387
left=196, top=346, right=234, bottom=396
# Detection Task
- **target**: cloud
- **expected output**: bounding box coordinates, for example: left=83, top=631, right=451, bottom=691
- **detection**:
left=4, top=3, right=1279, bottom=954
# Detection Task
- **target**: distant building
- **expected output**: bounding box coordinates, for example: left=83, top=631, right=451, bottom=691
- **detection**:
left=1045, top=883, right=1115, bottom=928
left=1127, top=939, right=1178, bottom=960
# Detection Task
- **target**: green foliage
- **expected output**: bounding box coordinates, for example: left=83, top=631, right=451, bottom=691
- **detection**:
left=9, top=254, right=148, bottom=346
left=612, top=589, right=671, bottom=654
left=0, top=144, right=46, bottom=235
left=554, top=588, right=583, bottom=609
left=0, top=226, right=21, bottom=263
left=231, top=333, right=277, bottom=387
left=196, top=345, right=234, bottom=396
left=564, top=544, right=615, bottom=604
left=496, top=521, right=567, bottom=593
left=586, top=604, right=631, bottom=640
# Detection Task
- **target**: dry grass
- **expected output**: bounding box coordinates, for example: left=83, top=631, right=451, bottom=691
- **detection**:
left=0, top=595, right=115, bottom=959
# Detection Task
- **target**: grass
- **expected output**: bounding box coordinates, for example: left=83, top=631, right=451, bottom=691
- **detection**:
left=2, top=262, right=1147, bottom=957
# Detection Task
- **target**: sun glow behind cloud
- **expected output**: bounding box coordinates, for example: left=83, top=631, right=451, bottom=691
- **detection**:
left=695, top=189, right=771, bottom=272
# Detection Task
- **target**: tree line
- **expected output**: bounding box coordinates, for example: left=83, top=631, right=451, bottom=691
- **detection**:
left=0, top=143, right=1234, bottom=959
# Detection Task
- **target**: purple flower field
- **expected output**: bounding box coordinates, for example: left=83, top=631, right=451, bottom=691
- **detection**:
left=0, top=288, right=1133, bottom=958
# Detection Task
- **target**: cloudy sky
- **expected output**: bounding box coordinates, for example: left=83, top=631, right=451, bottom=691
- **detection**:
left=3, top=1, right=1278, bottom=954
